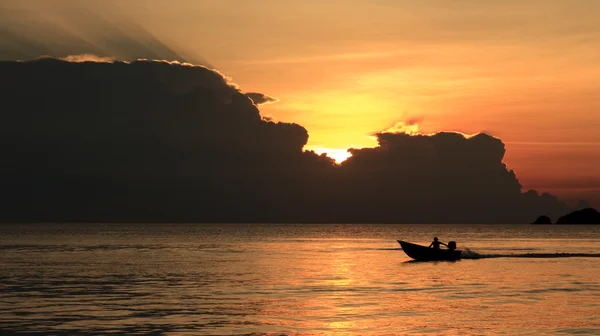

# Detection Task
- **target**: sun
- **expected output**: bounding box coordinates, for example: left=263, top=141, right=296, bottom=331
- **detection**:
left=308, top=147, right=353, bottom=164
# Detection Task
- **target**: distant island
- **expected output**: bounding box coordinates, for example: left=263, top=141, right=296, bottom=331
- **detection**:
left=532, top=208, right=600, bottom=224
left=531, top=215, right=552, bottom=224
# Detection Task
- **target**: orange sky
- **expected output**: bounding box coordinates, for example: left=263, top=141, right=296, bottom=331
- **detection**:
left=6, top=0, right=600, bottom=205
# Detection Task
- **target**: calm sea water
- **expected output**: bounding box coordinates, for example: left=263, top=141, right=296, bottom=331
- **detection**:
left=2, top=224, right=600, bottom=335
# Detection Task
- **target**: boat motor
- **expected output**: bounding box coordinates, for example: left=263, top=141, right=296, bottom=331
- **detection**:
left=448, top=241, right=457, bottom=250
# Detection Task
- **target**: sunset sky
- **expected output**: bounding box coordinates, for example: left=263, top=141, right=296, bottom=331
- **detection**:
left=2, top=0, right=600, bottom=205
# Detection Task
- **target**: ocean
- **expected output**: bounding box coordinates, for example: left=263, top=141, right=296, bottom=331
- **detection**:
left=1, top=224, right=600, bottom=335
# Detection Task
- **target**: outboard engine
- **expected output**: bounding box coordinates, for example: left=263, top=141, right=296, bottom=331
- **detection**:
left=448, top=241, right=457, bottom=250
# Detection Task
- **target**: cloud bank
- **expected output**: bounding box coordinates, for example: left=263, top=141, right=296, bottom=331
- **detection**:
left=0, top=58, right=575, bottom=223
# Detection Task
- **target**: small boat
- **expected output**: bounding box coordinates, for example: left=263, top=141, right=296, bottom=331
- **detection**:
left=397, top=240, right=462, bottom=261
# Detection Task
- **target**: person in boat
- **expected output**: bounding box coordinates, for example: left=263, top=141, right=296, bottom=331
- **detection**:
left=428, top=237, right=447, bottom=249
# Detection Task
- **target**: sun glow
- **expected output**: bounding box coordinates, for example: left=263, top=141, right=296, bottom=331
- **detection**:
left=309, top=147, right=353, bottom=164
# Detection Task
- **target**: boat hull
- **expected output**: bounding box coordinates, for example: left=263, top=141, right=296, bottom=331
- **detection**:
left=397, top=240, right=462, bottom=261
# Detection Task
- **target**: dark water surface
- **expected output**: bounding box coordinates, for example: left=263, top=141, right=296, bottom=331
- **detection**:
left=2, top=224, right=600, bottom=335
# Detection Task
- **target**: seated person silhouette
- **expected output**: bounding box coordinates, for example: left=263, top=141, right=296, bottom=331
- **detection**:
left=428, top=237, right=447, bottom=249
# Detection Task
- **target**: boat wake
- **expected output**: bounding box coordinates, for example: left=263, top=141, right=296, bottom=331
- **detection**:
left=461, top=249, right=600, bottom=259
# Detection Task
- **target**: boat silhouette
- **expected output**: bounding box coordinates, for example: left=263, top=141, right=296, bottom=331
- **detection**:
left=397, top=240, right=462, bottom=261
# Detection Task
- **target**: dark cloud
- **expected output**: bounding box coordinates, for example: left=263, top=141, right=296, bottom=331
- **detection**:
left=339, top=132, right=572, bottom=223
left=0, top=58, right=332, bottom=223
left=0, top=58, right=579, bottom=223
left=245, top=92, right=279, bottom=105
